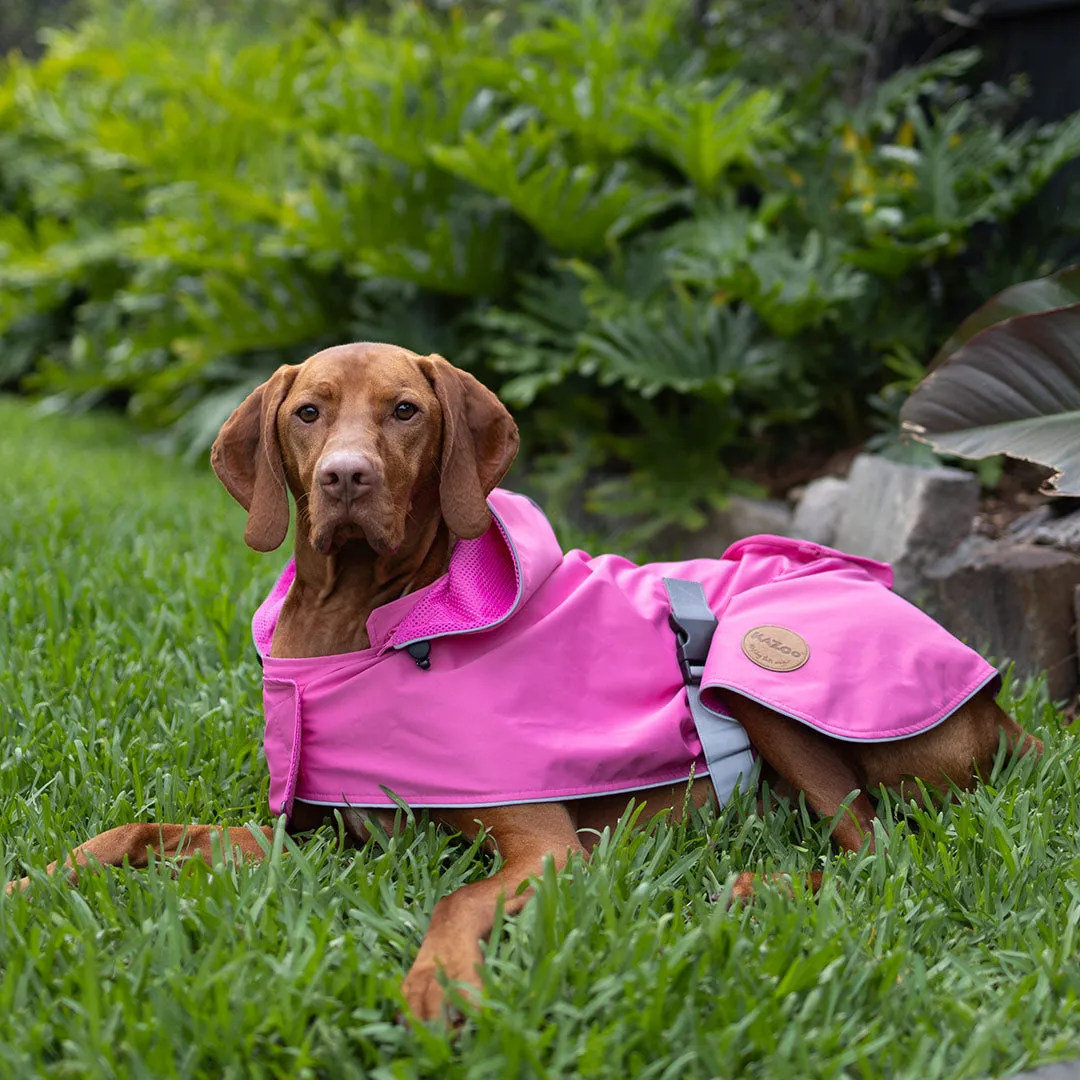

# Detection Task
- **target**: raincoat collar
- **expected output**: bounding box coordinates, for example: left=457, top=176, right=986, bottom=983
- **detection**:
left=252, top=490, right=563, bottom=660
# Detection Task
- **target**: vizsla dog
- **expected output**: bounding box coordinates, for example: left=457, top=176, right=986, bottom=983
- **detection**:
left=9, top=343, right=1041, bottom=1022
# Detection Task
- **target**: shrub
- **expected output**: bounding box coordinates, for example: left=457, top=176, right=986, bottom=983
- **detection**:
left=2, top=0, right=1079, bottom=546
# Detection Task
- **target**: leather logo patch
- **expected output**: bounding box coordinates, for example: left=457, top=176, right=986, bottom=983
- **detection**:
left=741, top=625, right=809, bottom=672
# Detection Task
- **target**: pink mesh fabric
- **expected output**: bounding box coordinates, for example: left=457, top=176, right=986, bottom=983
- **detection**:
left=252, top=561, right=295, bottom=658
left=393, top=513, right=520, bottom=644
left=250, top=504, right=522, bottom=658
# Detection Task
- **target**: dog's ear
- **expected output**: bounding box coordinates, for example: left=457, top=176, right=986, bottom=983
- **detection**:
left=418, top=354, right=519, bottom=539
left=210, top=365, right=300, bottom=552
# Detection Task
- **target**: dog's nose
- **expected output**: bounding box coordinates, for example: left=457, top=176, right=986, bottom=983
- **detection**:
left=317, top=451, right=375, bottom=501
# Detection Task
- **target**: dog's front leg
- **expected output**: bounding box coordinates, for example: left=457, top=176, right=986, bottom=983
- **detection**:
left=6, top=823, right=276, bottom=894
left=402, top=803, right=584, bottom=1022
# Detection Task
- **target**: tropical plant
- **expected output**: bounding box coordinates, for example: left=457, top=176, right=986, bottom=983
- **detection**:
left=901, top=265, right=1080, bottom=495
left=1, top=0, right=1079, bottom=544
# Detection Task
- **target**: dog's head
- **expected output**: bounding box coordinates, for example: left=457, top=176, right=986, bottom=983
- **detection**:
left=210, top=343, right=519, bottom=555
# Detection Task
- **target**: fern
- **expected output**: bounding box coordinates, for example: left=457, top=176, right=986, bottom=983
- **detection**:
left=585, top=393, right=764, bottom=547
left=502, top=0, right=681, bottom=157
left=2, top=0, right=1080, bottom=544
left=316, top=19, right=501, bottom=171
left=667, top=215, right=867, bottom=337
left=289, top=162, right=514, bottom=296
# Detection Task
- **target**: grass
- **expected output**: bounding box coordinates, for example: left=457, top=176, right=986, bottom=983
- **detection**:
left=1, top=395, right=1080, bottom=1079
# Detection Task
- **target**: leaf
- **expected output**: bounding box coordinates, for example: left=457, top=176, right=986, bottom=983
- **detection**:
left=473, top=269, right=587, bottom=405
left=928, top=264, right=1080, bottom=371
left=630, top=79, right=786, bottom=191
left=900, top=288, right=1080, bottom=494
left=428, top=120, right=676, bottom=257
left=668, top=213, right=867, bottom=337
left=578, top=295, right=773, bottom=397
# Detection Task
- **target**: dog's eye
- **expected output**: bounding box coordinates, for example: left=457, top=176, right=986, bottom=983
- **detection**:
left=394, top=402, right=418, bottom=421
left=296, top=405, right=319, bottom=424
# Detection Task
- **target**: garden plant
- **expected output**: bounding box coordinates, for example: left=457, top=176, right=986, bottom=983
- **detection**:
left=2, top=0, right=1080, bottom=546
left=903, top=264, right=1080, bottom=494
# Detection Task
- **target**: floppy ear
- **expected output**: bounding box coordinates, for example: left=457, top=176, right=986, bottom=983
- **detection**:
left=210, top=365, right=300, bottom=552
left=418, top=354, right=519, bottom=539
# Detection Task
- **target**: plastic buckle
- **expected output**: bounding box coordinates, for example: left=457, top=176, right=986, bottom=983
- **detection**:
left=668, top=610, right=715, bottom=686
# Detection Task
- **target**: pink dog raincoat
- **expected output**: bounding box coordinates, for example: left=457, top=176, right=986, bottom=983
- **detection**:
left=254, top=489, right=998, bottom=818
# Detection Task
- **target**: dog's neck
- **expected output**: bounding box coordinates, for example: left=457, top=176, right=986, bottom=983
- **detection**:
left=271, top=505, right=454, bottom=659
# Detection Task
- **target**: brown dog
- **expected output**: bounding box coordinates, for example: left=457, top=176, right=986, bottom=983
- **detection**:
left=9, top=342, right=1041, bottom=1021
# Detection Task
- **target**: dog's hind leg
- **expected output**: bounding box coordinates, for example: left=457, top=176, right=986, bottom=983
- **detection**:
left=720, top=688, right=1042, bottom=902
left=850, top=686, right=1041, bottom=800
left=715, top=695, right=879, bottom=903
left=726, top=696, right=879, bottom=852
left=6, top=822, right=275, bottom=894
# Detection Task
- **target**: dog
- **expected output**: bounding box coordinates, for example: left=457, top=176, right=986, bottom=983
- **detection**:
left=8, top=342, right=1042, bottom=1022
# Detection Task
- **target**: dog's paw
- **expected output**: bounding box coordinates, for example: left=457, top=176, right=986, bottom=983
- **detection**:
left=728, top=871, right=759, bottom=904
left=401, top=963, right=450, bottom=1023
left=725, top=870, right=824, bottom=905
left=4, top=874, right=34, bottom=895
left=401, top=955, right=480, bottom=1026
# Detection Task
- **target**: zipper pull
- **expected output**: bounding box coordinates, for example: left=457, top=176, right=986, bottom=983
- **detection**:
left=407, top=640, right=432, bottom=670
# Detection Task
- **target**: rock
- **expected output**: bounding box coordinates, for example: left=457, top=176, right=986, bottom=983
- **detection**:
left=922, top=538, right=1080, bottom=700
left=1008, top=504, right=1080, bottom=552
left=1010, top=1062, right=1080, bottom=1080
left=791, top=477, right=849, bottom=547
left=834, top=455, right=980, bottom=597
left=658, top=495, right=793, bottom=560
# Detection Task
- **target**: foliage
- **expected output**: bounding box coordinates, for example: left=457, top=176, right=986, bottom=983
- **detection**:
left=0, top=0, right=77, bottom=57
left=2, top=0, right=1080, bottom=541
left=4, top=397, right=1080, bottom=1078
left=901, top=265, right=1080, bottom=494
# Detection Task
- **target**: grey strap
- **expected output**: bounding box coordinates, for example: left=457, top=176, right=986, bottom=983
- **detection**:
left=664, top=578, right=755, bottom=807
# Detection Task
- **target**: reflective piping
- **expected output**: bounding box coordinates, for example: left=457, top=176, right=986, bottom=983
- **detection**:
left=392, top=500, right=525, bottom=651
left=703, top=668, right=1000, bottom=744
left=291, top=772, right=698, bottom=811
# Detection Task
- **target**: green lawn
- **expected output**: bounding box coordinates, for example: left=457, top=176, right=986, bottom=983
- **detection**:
left=2, top=395, right=1079, bottom=1079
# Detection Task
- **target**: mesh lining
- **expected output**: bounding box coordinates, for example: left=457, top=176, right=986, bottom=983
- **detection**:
left=252, top=561, right=295, bottom=658
left=393, top=513, right=519, bottom=643
left=250, top=510, right=520, bottom=656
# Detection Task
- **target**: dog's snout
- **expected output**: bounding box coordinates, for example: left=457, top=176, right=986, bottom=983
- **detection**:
left=317, top=451, right=376, bottom=501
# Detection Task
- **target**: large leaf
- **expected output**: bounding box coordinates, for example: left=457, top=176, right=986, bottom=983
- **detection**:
left=900, top=272, right=1080, bottom=493
left=928, top=264, right=1080, bottom=370
left=429, top=121, right=676, bottom=257
left=629, top=79, right=786, bottom=191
